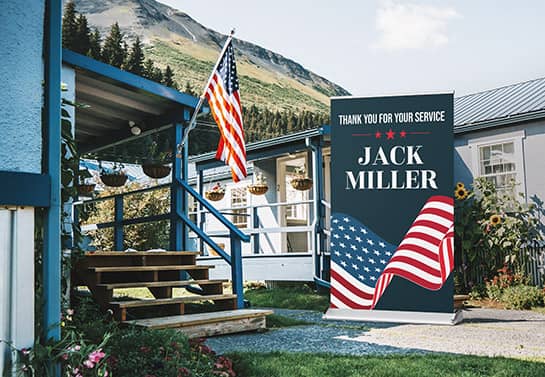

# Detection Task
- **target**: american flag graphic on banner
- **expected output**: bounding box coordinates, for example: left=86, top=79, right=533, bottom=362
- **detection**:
left=330, top=195, right=454, bottom=310
left=205, top=41, right=247, bottom=182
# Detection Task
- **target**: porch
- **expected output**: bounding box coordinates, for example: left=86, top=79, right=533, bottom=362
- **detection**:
left=64, top=48, right=270, bottom=336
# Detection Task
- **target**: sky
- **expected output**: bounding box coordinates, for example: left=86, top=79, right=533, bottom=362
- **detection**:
left=157, top=0, right=545, bottom=97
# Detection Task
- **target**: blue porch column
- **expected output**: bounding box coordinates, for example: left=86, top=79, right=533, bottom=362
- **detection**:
left=170, top=122, right=187, bottom=250
left=43, top=0, right=62, bottom=346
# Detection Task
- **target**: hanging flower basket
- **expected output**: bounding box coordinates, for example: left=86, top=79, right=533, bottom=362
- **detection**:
left=100, top=173, right=128, bottom=187
left=205, top=182, right=225, bottom=201
left=205, top=191, right=225, bottom=201
left=290, top=177, right=313, bottom=191
left=142, top=163, right=171, bottom=179
left=76, top=183, right=96, bottom=196
left=247, top=183, right=268, bottom=196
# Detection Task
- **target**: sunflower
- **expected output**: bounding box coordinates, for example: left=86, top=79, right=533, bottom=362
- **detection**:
left=454, top=187, right=469, bottom=200
left=456, top=182, right=465, bottom=189
left=489, top=214, right=502, bottom=226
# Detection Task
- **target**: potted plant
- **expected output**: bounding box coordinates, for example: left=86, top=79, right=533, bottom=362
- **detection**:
left=290, top=166, right=313, bottom=191
left=142, top=140, right=172, bottom=179
left=99, top=162, right=128, bottom=187
left=76, top=168, right=95, bottom=196
left=247, top=172, right=268, bottom=195
left=205, top=182, right=225, bottom=201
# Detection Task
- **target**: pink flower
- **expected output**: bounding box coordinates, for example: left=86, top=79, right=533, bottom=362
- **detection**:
left=84, top=360, right=95, bottom=369
left=21, top=348, right=31, bottom=355
left=66, top=309, right=74, bottom=316
left=73, top=367, right=79, bottom=374
left=62, top=353, right=69, bottom=360
left=88, top=349, right=106, bottom=363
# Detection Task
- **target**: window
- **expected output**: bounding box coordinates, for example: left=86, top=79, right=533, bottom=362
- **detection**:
left=188, top=196, right=197, bottom=224
left=230, top=187, right=247, bottom=227
left=479, top=142, right=517, bottom=190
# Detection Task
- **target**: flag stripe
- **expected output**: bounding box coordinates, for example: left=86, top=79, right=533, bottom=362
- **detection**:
left=204, top=41, right=247, bottom=182
left=330, top=195, right=454, bottom=310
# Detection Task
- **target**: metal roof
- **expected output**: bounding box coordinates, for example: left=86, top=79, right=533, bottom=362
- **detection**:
left=62, top=49, right=200, bottom=154
left=191, top=126, right=330, bottom=169
left=454, top=77, right=545, bottom=133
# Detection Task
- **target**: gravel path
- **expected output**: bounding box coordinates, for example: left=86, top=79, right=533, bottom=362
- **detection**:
left=205, top=308, right=545, bottom=359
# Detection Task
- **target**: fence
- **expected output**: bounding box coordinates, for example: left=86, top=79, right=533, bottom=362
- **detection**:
left=455, top=241, right=545, bottom=288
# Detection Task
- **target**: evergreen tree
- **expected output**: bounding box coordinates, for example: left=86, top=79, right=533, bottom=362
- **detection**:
left=143, top=59, right=155, bottom=79
left=162, top=65, right=177, bottom=88
left=183, top=81, right=196, bottom=96
left=88, top=28, right=102, bottom=60
left=152, top=67, right=164, bottom=83
left=102, top=22, right=125, bottom=68
left=75, top=14, right=91, bottom=55
left=125, top=36, right=145, bottom=75
left=62, top=1, right=78, bottom=50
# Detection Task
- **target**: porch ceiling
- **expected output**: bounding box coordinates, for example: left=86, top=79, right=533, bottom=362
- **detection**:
left=62, top=49, right=200, bottom=155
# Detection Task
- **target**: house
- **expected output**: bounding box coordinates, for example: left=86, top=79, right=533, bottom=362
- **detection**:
left=1, top=2, right=264, bottom=374
left=453, top=78, right=545, bottom=205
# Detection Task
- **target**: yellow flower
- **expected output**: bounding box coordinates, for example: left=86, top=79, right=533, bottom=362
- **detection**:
left=489, top=214, right=502, bottom=226
left=456, top=182, right=465, bottom=189
left=454, top=187, right=469, bottom=200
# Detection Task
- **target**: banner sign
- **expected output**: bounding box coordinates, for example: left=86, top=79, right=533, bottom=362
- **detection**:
left=325, top=93, right=458, bottom=324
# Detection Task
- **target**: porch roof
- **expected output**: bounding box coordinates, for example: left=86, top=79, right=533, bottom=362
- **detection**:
left=62, top=49, right=200, bottom=155
left=191, top=126, right=330, bottom=171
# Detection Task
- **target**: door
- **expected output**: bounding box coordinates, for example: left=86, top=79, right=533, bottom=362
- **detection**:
left=277, top=154, right=310, bottom=252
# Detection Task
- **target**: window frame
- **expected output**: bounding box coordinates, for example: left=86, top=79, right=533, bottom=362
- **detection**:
left=468, top=130, right=526, bottom=198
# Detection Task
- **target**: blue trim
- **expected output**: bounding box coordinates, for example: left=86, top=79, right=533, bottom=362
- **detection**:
left=114, top=196, right=124, bottom=250
left=44, top=0, right=62, bottom=345
left=176, top=177, right=250, bottom=242
left=170, top=123, right=184, bottom=250
left=96, top=213, right=170, bottom=229
left=0, top=171, right=50, bottom=207
left=62, top=49, right=199, bottom=109
left=230, top=236, right=244, bottom=308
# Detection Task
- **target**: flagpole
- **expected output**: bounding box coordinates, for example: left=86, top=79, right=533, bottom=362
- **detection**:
left=179, top=29, right=236, bottom=151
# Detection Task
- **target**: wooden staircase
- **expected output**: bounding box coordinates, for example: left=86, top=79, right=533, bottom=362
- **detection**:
left=73, top=251, right=272, bottom=337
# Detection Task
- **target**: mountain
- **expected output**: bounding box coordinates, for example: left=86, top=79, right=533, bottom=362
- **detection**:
left=72, top=0, right=351, bottom=114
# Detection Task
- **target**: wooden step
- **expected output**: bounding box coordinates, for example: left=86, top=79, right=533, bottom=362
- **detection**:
left=90, top=265, right=214, bottom=273
left=86, top=251, right=200, bottom=256
left=110, top=294, right=237, bottom=321
left=98, top=279, right=227, bottom=290
left=110, top=294, right=237, bottom=309
left=125, top=309, right=274, bottom=338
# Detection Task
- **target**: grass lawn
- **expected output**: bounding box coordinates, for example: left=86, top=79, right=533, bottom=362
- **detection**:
left=228, top=352, right=545, bottom=377
left=265, top=314, right=312, bottom=328
left=245, top=284, right=329, bottom=311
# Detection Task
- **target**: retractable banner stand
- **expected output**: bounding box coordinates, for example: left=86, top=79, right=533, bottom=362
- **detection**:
left=324, top=93, right=462, bottom=325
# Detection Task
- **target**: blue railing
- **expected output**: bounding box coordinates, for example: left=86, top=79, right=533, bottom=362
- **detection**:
left=75, top=179, right=250, bottom=309
left=176, top=177, right=250, bottom=308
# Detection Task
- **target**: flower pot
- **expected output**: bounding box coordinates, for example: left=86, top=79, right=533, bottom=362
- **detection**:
left=142, top=163, right=171, bottom=179
left=290, top=177, right=313, bottom=191
left=205, top=191, right=225, bottom=201
left=247, top=184, right=268, bottom=195
left=76, top=183, right=96, bottom=196
left=100, top=173, right=128, bottom=187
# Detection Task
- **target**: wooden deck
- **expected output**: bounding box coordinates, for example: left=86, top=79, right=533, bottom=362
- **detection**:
left=73, top=250, right=272, bottom=335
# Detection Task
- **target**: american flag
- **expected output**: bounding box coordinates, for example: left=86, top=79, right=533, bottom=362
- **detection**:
left=205, top=41, right=247, bottom=182
left=330, top=195, right=454, bottom=310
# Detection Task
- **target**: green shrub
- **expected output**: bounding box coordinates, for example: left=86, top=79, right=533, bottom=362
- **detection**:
left=485, top=266, right=529, bottom=301
left=501, top=285, right=544, bottom=310
left=468, top=283, right=487, bottom=300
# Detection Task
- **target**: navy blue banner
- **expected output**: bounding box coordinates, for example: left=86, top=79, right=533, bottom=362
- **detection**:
left=329, top=93, right=454, bottom=314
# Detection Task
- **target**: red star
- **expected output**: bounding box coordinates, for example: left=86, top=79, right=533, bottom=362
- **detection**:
left=386, top=129, right=395, bottom=140
left=375, top=131, right=382, bottom=139
left=400, top=130, right=407, bottom=138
